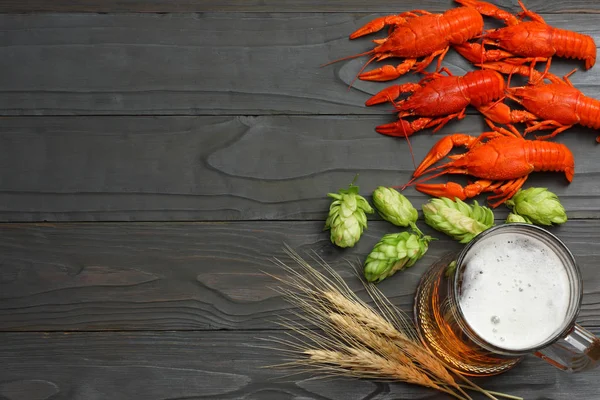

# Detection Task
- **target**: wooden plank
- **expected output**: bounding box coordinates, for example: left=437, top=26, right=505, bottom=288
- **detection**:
left=0, top=330, right=599, bottom=400
left=2, top=0, right=600, bottom=13
left=2, top=115, right=600, bottom=222
left=1, top=221, right=599, bottom=332
left=1, top=13, right=599, bottom=116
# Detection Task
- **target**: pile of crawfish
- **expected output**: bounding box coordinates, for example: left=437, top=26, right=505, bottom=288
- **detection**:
left=326, top=0, right=597, bottom=208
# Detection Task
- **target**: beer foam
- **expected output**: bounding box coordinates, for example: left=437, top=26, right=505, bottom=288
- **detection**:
left=458, top=232, right=571, bottom=351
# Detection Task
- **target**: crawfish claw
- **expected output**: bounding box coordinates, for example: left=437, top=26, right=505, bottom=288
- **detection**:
left=415, top=182, right=468, bottom=200
left=375, top=120, right=417, bottom=137
left=350, top=15, right=407, bottom=39
left=359, top=65, right=402, bottom=81
left=476, top=101, right=538, bottom=126
left=366, top=85, right=403, bottom=106
left=455, top=0, right=520, bottom=26
left=416, top=180, right=494, bottom=201
left=359, top=59, right=417, bottom=82
left=375, top=118, right=432, bottom=137
left=413, top=134, right=478, bottom=177
left=453, top=42, right=516, bottom=65
left=350, top=11, right=431, bottom=39
left=366, top=83, right=422, bottom=106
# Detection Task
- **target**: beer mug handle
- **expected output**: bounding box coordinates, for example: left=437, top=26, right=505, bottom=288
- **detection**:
left=535, top=324, right=600, bottom=372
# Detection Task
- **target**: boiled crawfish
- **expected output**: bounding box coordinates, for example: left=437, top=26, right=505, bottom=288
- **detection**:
left=403, top=126, right=574, bottom=207
left=489, top=66, right=600, bottom=142
left=454, top=0, right=596, bottom=71
left=326, top=5, right=484, bottom=81
left=366, top=68, right=537, bottom=137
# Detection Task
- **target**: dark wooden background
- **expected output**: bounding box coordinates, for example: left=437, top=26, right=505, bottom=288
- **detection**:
left=1, top=1, right=600, bottom=399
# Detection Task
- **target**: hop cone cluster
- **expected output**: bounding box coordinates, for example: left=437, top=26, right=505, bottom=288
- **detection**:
left=372, top=186, right=418, bottom=227
left=422, top=197, right=494, bottom=243
left=364, top=231, right=432, bottom=283
left=324, top=183, right=374, bottom=248
left=505, top=187, right=567, bottom=226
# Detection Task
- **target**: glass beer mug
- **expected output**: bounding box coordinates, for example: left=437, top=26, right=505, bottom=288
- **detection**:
left=414, top=223, right=600, bottom=376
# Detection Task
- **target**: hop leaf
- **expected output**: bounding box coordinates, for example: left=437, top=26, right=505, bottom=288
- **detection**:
left=422, top=197, right=494, bottom=243
left=324, top=182, right=374, bottom=248
left=505, top=212, right=532, bottom=224
left=505, top=187, right=567, bottom=226
left=372, top=186, right=418, bottom=227
left=364, top=231, right=432, bottom=283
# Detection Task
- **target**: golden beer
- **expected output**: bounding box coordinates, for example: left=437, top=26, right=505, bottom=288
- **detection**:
left=414, top=253, right=522, bottom=376
left=414, top=224, right=598, bottom=376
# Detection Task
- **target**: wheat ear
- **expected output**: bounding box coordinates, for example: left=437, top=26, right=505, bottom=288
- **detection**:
left=263, top=246, right=522, bottom=400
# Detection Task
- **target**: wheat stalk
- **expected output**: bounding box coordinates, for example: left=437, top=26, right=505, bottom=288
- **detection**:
left=323, top=291, right=408, bottom=340
left=263, top=246, right=522, bottom=400
left=324, top=290, right=460, bottom=391
left=306, top=348, right=443, bottom=390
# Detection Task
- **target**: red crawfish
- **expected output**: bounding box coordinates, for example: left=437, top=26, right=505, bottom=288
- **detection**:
left=402, top=125, right=574, bottom=207
left=365, top=68, right=537, bottom=137
left=500, top=68, right=600, bottom=142
left=323, top=5, right=484, bottom=81
left=454, top=0, right=596, bottom=71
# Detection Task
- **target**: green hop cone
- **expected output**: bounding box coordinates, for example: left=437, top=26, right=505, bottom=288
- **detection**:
left=505, top=212, right=532, bottom=224
left=505, top=187, right=567, bottom=226
left=324, top=182, right=374, bottom=248
left=364, top=231, right=432, bottom=283
left=422, top=197, right=494, bottom=244
left=372, top=186, right=418, bottom=228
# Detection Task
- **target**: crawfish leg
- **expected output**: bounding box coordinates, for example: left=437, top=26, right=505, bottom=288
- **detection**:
left=427, top=110, right=467, bottom=132
left=484, top=120, right=523, bottom=138
left=480, top=39, right=552, bottom=72
left=359, top=59, right=418, bottom=81
left=481, top=61, right=560, bottom=84
left=413, top=47, right=450, bottom=73
left=486, top=176, right=528, bottom=207
left=561, top=68, right=578, bottom=87
left=525, top=121, right=574, bottom=140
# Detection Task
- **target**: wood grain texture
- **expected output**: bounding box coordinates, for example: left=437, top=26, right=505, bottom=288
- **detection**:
left=1, top=0, right=600, bottom=13
left=2, top=115, right=600, bottom=222
left=2, top=221, right=600, bottom=332
left=1, top=13, right=599, bottom=116
left=0, top=330, right=599, bottom=400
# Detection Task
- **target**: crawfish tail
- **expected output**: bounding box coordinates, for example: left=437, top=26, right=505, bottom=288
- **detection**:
left=461, top=69, right=506, bottom=107
left=527, top=140, right=574, bottom=182
left=440, top=6, right=484, bottom=45
left=576, top=93, right=600, bottom=131
left=551, top=27, right=596, bottom=70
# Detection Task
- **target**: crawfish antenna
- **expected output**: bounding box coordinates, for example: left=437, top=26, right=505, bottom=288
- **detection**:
left=399, top=174, right=419, bottom=191
left=320, top=49, right=375, bottom=68
left=401, top=122, right=417, bottom=170
left=320, top=50, right=378, bottom=90
left=506, top=64, right=517, bottom=89
left=401, top=166, right=454, bottom=191
left=347, top=54, right=378, bottom=90
left=485, top=95, right=507, bottom=112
